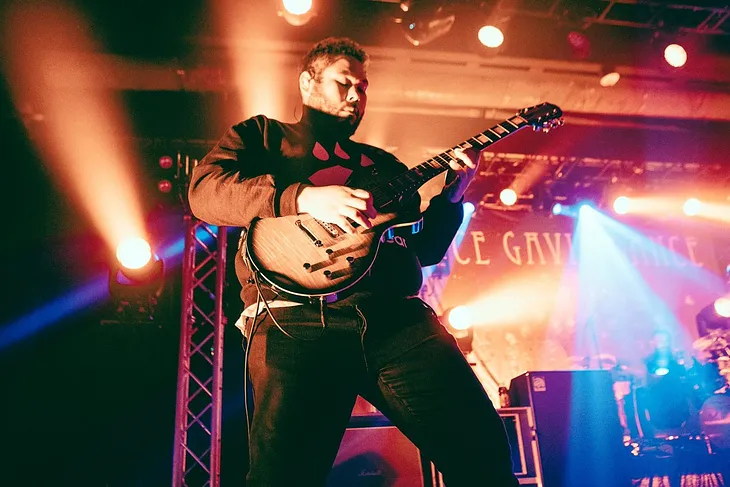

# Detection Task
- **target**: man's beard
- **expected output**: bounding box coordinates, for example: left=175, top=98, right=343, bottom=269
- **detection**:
left=308, top=91, right=362, bottom=137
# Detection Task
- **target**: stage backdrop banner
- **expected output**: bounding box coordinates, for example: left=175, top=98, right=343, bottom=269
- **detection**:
left=421, top=210, right=725, bottom=385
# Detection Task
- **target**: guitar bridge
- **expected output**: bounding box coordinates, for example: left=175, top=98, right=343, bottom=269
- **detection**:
left=295, top=220, right=323, bottom=247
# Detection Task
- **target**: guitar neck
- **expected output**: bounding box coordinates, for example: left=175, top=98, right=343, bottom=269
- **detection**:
left=372, top=113, right=531, bottom=209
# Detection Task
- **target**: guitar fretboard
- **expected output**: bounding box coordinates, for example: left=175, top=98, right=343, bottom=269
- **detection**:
left=371, top=114, right=529, bottom=209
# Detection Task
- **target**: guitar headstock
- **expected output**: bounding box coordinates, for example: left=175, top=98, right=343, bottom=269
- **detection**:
left=518, top=102, right=564, bottom=133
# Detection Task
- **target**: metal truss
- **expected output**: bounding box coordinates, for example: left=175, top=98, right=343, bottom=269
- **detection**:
left=503, top=0, right=730, bottom=35
left=171, top=152, right=229, bottom=487
left=469, top=152, right=730, bottom=211
left=372, top=0, right=730, bottom=35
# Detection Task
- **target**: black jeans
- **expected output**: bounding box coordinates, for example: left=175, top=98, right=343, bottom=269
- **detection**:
left=243, top=296, right=519, bottom=487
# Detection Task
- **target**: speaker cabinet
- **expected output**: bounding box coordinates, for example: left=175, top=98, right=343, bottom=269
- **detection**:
left=326, top=413, right=430, bottom=487
left=327, top=398, right=541, bottom=486
left=509, top=370, right=630, bottom=487
left=497, top=407, right=542, bottom=486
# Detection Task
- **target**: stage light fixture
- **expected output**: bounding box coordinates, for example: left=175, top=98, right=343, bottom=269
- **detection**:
left=557, top=2, right=600, bottom=60
left=476, top=0, right=510, bottom=51
left=683, top=197, right=701, bottom=216
left=613, top=196, right=630, bottom=215
left=578, top=201, right=595, bottom=214
left=499, top=188, right=517, bottom=206
left=445, top=305, right=473, bottom=331
left=696, top=298, right=730, bottom=337
left=478, top=24, right=504, bottom=48
left=441, top=305, right=474, bottom=353
left=664, top=43, right=687, bottom=68
left=278, top=0, right=315, bottom=26
left=109, top=236, right=165, bottom=322
left=551, top=200, right=592, bottom=218
left=116, top=236, right=153, bottom=270
left=715, top=297, right=730, bottom=318
left=156, top=155, right=175, bottom=194
left=599, top=67, right=620, bottom=87
left=401, top=2, right=455, bottom=47
left=567, top=30, right=591, bottom=60
left=653, top=366, right=670, bottom=376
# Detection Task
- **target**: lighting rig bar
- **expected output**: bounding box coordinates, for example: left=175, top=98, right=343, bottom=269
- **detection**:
left=371, top=0, right=730, bottom=35
left=500, top=0, right=730, bottom=35
left=470, top=152, right=730, bottom=211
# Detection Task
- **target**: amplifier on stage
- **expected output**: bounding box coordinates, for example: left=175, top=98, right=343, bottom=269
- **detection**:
left=326, top=412, right=433, bottom=487
left=326, top=398, right=542, bottom=486
left=509, top=370, right=631, bottom=487
left=496, top=407, right=543, bottom=486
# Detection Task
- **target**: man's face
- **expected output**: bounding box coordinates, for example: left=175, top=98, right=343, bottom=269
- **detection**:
left=303, top=56, right=368, bottom=134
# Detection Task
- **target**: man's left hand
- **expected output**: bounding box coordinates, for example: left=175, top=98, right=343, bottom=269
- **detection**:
left=442, top=147, right=483, bottom=203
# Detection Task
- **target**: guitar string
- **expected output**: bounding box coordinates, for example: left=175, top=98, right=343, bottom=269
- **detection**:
left=367, top=119, right=529, bottom=209
left=306, top=119, right=531, bottom=232
left=241, top=113, right=547, bottom=338
left=311, top=116, right=534, bottom=227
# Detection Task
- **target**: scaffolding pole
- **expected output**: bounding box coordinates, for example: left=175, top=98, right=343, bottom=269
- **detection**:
left=172, top=213, right=228, bottom=487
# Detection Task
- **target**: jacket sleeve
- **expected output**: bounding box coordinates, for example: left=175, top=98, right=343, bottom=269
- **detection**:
left=187, top=116, right=305, bottom=228
left=410, top=191, right=464, bottom=267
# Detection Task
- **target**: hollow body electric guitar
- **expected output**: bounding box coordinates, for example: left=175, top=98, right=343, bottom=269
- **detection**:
left=245, top=102, right=563, bottom=302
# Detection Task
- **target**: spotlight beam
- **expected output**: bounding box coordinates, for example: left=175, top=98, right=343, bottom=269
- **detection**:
left=3, top=1, right=147, bottom=253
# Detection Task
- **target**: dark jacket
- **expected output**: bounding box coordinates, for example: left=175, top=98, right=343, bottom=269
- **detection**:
left=188, top=114, right=464, bottom=307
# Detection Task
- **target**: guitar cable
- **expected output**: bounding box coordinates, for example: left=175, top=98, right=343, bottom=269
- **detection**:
left=241, top=228, right=328, bottom=342
left=241, top=264, right=329, bottom=466
left=250, top=269, right=328, bottom=341
left=241, top=293, right=262, bottom=465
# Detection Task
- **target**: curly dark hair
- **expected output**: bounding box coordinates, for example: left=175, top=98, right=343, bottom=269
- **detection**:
left=300, top=37, right=369, bottom=79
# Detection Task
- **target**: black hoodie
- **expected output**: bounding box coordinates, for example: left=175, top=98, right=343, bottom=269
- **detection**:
left=188, top=114, right=464, bottom=308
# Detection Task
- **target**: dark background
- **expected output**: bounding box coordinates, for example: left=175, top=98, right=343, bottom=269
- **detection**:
left=1, top=0, right=730, bottom=485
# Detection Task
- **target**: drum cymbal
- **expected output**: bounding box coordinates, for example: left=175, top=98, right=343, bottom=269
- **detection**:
left=693, top=329, right=730, bottom=352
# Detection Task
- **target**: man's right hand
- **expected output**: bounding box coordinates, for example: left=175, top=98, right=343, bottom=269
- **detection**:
left=296, top=185, right=377, bottom=234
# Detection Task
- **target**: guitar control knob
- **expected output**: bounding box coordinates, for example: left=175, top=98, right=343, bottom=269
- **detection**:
left=346, top=256, right=355, bottom=265
left=303, top=263, right=312, bottom=272
left=326, top=248, right=334, bottom=258
left=323, top=270, right=332, bottom=279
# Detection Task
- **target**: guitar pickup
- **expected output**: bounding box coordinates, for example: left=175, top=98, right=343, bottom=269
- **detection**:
left=316, top=219, right=342, bottom=238
left=295, top=220, right=323, bottom=247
